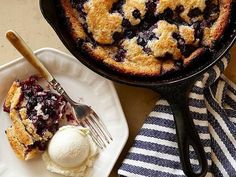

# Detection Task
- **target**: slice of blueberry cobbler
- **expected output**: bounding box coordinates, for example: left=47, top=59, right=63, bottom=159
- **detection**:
left=58, top=0, right=231, bottom=76
left=3, top=76, right=70, bottom=160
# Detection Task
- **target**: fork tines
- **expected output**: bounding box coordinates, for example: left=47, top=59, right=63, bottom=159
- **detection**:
left=80, top=111, right=112, bottom=149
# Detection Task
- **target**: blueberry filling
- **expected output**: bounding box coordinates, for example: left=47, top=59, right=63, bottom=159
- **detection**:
left=158, top=52, right=174, bottom=61
left=146, top=1, right=157, bottom=13
left=110, top=0, right=124, bottom=13
left=204, top=1, right=220, bottom=25
left=20, top=76, right=65, bottom=137
left=137, top=31, right=157, bottom=48
left=28, top=141, right=48, bottom=151
left=172, top=32, right=197, bottom=58
left=159, top=8, right=174, bottom=19
left=124, top=30, right=135, bottom=39
left=113, top=32, right=123, bottom=41
left=188, top=8, right=202, bottom=18
left=122, top=19, right=132, bottom=28
left=148, top=33, right=156, bottom=40
left=142, top=21, right=151, bottom=30
left=193, top=22, right=204, bottom=39
left=175, top=5, right=184, bottom=14
left=71, top=0, right=220, bottom=42
left=172, top=32, right=181, bottom=40
left=173, top=6, right=186, bottom=23
left=132, top=9, right=141, bottom=19
left=114, top=48, right=126, bottom=62
left=172, top=32, right=185, bottom=46
left=137, top=36, right=148, bottom=46
left=143, top=47, right=152, bottom=54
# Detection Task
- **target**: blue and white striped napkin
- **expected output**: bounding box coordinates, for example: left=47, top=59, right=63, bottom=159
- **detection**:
left=118, top=54, right=236, bottom=177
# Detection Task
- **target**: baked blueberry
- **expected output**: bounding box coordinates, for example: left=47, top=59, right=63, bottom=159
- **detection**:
left=132, top=9, right=141, bottom=19
left=137, top=36, right=147, bottom=46
left=188, top=8, right=202, bottom=18
left=113, top=32, right=123, bottom=41
left=122, top=19, right=131, bottom=28
left=115, top=48, right=126, bottom=62
left=176, top=5, right=184, bottom=14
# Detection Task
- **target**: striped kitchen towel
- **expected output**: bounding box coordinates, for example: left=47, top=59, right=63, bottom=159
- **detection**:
left=118, top=54, right=236, bottom=177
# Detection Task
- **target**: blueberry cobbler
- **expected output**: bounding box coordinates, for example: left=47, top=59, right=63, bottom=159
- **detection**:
left=59, top=0, right=231, bottom=76
left=3, top=76, right=68, bottom=160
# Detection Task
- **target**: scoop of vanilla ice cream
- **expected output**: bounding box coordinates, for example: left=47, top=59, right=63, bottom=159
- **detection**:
left=42, top=125, right=98, bottom=177
left=48, top=125, right=90, bottom=168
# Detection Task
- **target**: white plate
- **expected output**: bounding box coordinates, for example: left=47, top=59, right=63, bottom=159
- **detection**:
left=0, top=48, right=128, bottom=177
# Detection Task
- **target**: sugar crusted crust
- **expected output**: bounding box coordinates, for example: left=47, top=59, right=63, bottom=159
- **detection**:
left=4, top=82, right=40, bottom=160
left=59, top=0, right=231, bottom=76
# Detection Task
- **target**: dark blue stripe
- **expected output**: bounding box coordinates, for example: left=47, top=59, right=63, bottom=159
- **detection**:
left=125, top=152, right=207, bottom=173
left=191, top=85, right=204, bottom=94
left=146, top=116, right=175, bottom=129
left=139, top=128, right=177, bottom=142
left=205, top=66, right=217, bottom=86
left=211, top=137, right=236, bottom=176
left=146, top=114, right=208, bottom=134
left=194, top=124, right=209, bottom=134
left=120, top=163, right=185, bottom=177
left=220, top=79, right=229, bottom=106
left=189, top=98, right=206, bottom=108
left=153, top=105, right=172, bottom=114
left=207, top=58, right=228, bottom=88
left=225, top=95, right=236, bottom=110
left=189, top=112, right=208, bottom=120
left=206, top=57, right=228, bottom=90
left=138, top=128, right=211, bottom=156
left=133, top=140, right=211, bottom=159
left=133, top=140, right=178, bottom=156
left=217, top=59, right=226, bottom=73
left=227, top=84, right=236, bottom=96
left=126, top=152, right=182, bottom=170
left=211, top=163, right=224, bottom=177
left=140, top=127, right=209, bottom=140
left=210, top=80, right=218, bottom=98
left=208, top=113, right=236, bottom=160
left=146, top=116, right=208, bottom=134
left=154, top=100, right=207, bottom=114
left=206, top=91, right=236, bottom=142
left=225, top=108, right=236, bottom=118
left=154, top=103, right=208, bottom=116
left=210, top=78, right=228, bottom=106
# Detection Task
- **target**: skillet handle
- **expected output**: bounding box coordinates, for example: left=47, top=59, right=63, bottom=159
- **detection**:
left=156, top=81, right=208, bottom=177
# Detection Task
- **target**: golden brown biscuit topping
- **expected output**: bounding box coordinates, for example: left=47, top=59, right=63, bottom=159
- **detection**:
left=147, top=21, right=181, bottom=60
left=60, top=0, right=231, bottom=76
left=123, top=0, right=147, bottom=25
left=83, top=0, right=123, bottom=44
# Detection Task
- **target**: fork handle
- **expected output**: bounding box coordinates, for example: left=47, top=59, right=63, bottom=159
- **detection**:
left=6, top=30, right=54, bottom=82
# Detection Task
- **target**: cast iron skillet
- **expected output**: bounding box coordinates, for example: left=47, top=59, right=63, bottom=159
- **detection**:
left=40, top=0, right=236, bottom=176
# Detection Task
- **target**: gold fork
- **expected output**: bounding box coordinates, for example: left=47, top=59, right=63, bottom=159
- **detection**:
left=6, top=30, right=112, bottom=149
